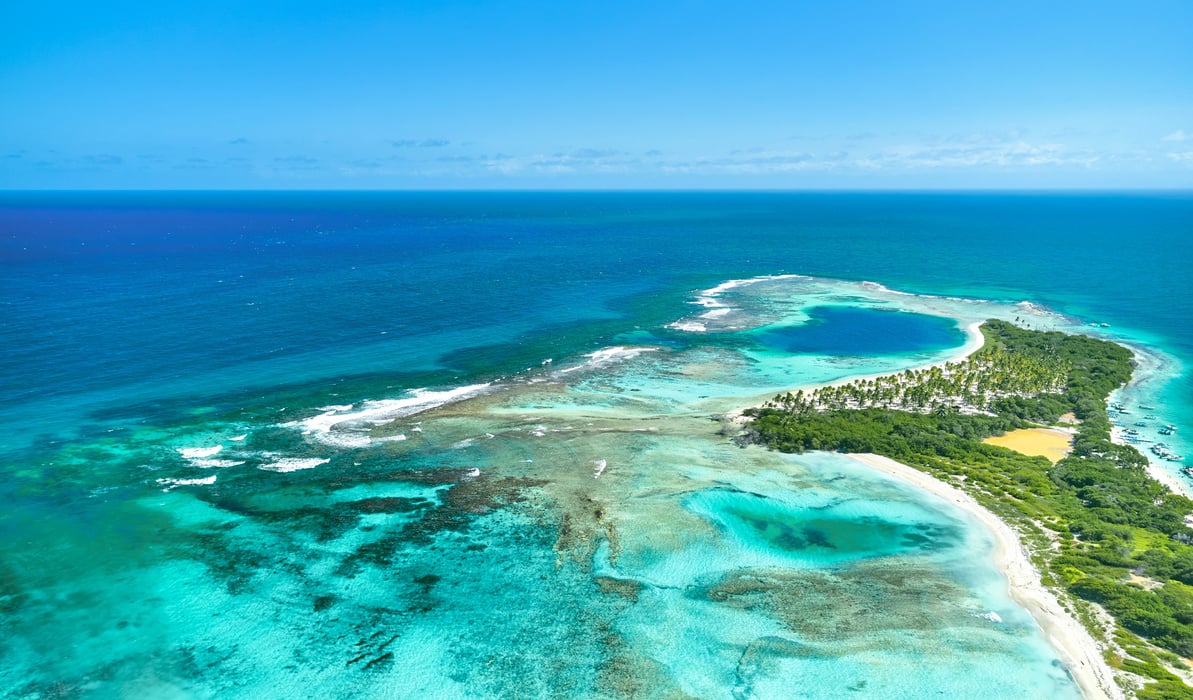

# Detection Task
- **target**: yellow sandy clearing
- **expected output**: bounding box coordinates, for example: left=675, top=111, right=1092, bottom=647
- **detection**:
left=984, top=428, right=1073, bottom=463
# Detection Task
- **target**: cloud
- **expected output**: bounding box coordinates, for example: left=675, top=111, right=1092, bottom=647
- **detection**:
left=856, top=140, right=1097, bottom=170
left=1167, top=152, right=1193, bottom=164
left=1162, top=130, right=1189, bottom=142
left=392, top=138, right=450, bottom=148
left=661, top=150, right=840, bottom=175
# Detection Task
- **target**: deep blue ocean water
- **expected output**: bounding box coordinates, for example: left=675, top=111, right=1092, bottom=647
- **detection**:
left=1, top=191, right=1191, bottom=698
left=3, top=191, right=1190, bottom=455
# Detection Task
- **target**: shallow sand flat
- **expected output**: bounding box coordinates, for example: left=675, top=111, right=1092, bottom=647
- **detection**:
left=983, top=427, right=1074, bottom=463
left=846, top=453, right=1123, bottom=700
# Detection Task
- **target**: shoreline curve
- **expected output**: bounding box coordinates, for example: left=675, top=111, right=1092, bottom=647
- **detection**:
left=846, top=452, right=1122, bottom=700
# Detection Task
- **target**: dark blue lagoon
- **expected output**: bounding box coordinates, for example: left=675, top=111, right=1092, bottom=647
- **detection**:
left=756, top=305, right=964, bottom=356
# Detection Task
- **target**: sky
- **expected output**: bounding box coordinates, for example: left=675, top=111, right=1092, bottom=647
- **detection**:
left=2, top=1, right=1191, bottom=189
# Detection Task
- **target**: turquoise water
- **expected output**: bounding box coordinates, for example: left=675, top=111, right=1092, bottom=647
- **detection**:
left=2, top=192, right=1190, bottom=698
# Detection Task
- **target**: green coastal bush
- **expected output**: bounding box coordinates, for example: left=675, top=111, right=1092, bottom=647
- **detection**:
left=746, top=319, right=1193, bottom=693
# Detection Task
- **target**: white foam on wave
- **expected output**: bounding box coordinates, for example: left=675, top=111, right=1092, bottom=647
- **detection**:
left=669, top=274, right=809, bottom=332
left=284, top=384, right=491, bottom=447
left=177, top=445, right=223, bottom=459
left=860, top=280, right=914, bottom=296
left=593, top=459, right=607, bottom=479
left=559, top=346, right=657, bottom=374
left=700, top=274, right=809, bottom=299
left=229, top=434, right=248, bottom=442
left=191, top=459, right=246, bottom=469
left=311, top=431, right=374, bottom=449
left=258, top=457, right=330, bottom=473
left=156, top=475, right=218, bottom=492
left=376, top=434, right=407, bottom=442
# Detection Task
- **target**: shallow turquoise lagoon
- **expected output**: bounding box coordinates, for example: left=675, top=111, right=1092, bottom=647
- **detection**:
left=1, top=275, right=1100, bottom=699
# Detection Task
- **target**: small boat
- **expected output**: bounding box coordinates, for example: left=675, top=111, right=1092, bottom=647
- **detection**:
left=1141, top=405, right=1156, bottom=410
left=1145, top=414, right=1158, bottom=420
left=1125, top=429, right=1139, bottom=436
left=1119, top=409, right=1132, bottom=414
left=1166, top=425, right=1178, bottom=431
left=1135, top=421, right=1148, bottom=427
left=1183, top=466, right=1193, bottom=478
left=1100, top=322, right=1111, bottom=327
left=1160, top=427, right=1175, bottom=435
left=1167, top=455, right=1185, bottom=462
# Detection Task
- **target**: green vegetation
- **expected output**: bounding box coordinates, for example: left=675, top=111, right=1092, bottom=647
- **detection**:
left=744, top=319, right=1193, bottom=696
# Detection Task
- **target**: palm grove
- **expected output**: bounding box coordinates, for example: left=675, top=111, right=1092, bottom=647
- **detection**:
left=744, top=320, right=1193, bottom=699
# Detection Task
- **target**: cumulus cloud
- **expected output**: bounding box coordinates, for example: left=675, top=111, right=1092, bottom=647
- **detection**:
left=1162, top=130, right=1189, bottom=142
left=1167, top=152, right=1193, bottom=164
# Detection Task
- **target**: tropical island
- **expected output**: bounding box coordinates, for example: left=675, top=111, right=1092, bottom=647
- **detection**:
left=742, top=320, right=1193, bottom=699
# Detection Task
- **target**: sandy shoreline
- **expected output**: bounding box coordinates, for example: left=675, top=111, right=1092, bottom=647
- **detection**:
left=733, top=318, right=1193, bottom=697
left=846, top=453, right=1122, bottom=700
left=728, top=321, right=987, bottom=420
left=792, top=319, right=987, bottom=395
left=737, top=321, right=1126, bottom=698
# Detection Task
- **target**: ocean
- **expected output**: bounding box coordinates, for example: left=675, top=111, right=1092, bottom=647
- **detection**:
left=1, top=191, right=1190, bottom=698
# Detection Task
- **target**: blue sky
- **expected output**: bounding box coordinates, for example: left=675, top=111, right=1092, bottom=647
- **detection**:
left=3, top=1, right=1191, bottom=189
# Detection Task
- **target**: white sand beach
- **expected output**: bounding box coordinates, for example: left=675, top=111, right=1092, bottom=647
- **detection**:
left=847, top=453, right=1123, bottom=700
left=739, top=321, right=1136, bottom=698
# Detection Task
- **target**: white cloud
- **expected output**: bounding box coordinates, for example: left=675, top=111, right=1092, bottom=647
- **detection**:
left=852, top=139, right=1102, bottom=170
left=1167, top=152, right=1193, bottom=164
left=1162, top=130, right=1189, bottom=142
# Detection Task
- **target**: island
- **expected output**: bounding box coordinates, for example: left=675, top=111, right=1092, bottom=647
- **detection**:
left=742, top=320, right=1193, bottom=699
